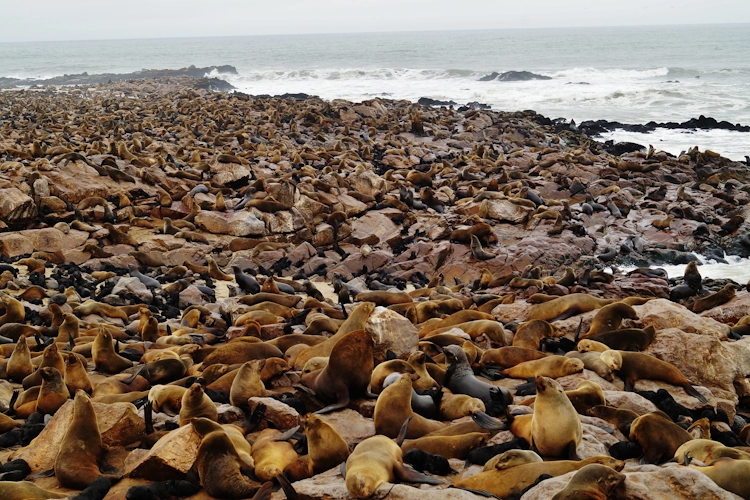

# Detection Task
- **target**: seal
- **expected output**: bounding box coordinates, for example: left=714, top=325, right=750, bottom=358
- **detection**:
left=503, top=356, right=584, bottom=380
left=401, top=432, right=488, bottom=460
left=303, top=328, right=374, bottom=413
left=601, top=350, right=708, bottom=403
left=586, top=302, right=638, bottom=336
left=512, top=320, right=564, bottom=349
left=36, top=367, right=70, bottom=415
left=179, top=382, right=218, bottom=426
left=480, top=346, right=551, bottom=368
left=444, top=345, right=511, bottom=417
left=370, top=359, right=417, bottom=393
left=229, top=359, right=268, bottom=406
left=193, top=421, right=272, bottom=499
left=566, top=351, right=617, bottom=382
left=691, top=283, right=735, bottom=313
left=55, top=390, right=120, bottom=489
left=550, top=463, right=625, bottom=500
left=629, top=411, right=691, bottom=464
left=0, top=295, right=25, bottom=326
left=6, top=335, right=34, bottom=383
left=483, top=449, right=542, bottom=471
left=580, top=326, right=656, bottom=351
left=527, top=294, right=615, bottom=322
left=374, top=373, right=445, bottom=438
left=520, top=380, right=605, bottom=415
left=251, top=427, right=300, bottom=482
left=407, top=351, right=440, bottom=390
left=588, top=405, right=638, bottom=435
left=0, top=482, right=67, bottom=500
left=470, top=234, right=496, bottom=260
left=202, top=342, right=283, bottom=366
left=531, top=376, right=582, bottom=458
left=418, top=310, right=494, bottom=338
left=344, top=433, right=442, bottom=499
left=284, top=414, right=350, bottom=481
left=674, top=438, right=750, bottom=464
left=74, top=301, right=128, bottom=321
left=92, top=329, right=134, bottom=374
left=686, top=457, right=750, bottom=499
left=454, top=456, right=624, bottom=498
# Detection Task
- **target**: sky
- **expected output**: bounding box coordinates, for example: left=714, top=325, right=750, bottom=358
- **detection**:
left=1, top=0, right=749, bottom=43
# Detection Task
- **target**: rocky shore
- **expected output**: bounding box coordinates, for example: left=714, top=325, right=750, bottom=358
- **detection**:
left=0, top=76, right=749, bottom=499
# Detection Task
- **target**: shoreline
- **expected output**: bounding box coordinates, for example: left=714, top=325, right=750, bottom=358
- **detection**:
left=1, top=76, right=750, bottom=499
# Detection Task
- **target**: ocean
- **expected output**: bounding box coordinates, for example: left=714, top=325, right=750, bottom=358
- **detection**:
left=1, top=24, right=749, bottom=161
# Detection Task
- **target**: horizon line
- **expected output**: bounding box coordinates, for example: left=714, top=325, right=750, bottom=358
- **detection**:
left=1, top=21, right=748, bottom=45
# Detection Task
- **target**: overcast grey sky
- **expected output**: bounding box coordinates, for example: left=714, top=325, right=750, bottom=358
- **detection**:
left=2, top=0, right=749, bottom=43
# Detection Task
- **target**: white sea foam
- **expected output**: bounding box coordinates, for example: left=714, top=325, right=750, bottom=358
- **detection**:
left=616, top=254, right=750, bottom=283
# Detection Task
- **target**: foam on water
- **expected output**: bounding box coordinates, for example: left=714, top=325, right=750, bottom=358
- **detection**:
left=617, top=254, right=750, bottom=283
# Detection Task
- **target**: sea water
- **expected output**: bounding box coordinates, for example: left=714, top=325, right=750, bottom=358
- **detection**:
left=1, top=25, right=749, bottom=160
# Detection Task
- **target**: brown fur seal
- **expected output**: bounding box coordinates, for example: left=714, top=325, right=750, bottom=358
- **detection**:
left=512, top=320, right=564, bottom=349
left=344, top=434, right=441, bottom=499
left=454, top=456, right=624, bottom=498
left=407, top=351, right=440, bottom=390
left=480, top=346, right=551, bottom=368
left=370, top=359, right=416, bottom=393
left=521, top=380, right=606, bottom=416
left=629, top=411, right=692, bottom=464
left=74, top=301, right=128, bottom=321
left=92, top=329, right=133, bottom=374
left=7, top=335, right=34, bottom=383
left=355, top=291, right=413, bottom=306
left=230, top=359, right=268, bottom=406
left=202, top=342, right=283, bottom=366
left=588, top=405, right=638, bottom=435
left=674, top=439, right=750, bottom=464
left=417, top=310, right=494, bottom=337
left=566, top=351, right=617, bottom=382
left=374, top=373, right=445, bottom=439
left=483, top=449, right=542, bottom=471
left=55, top=391, right=119, bottom=488
left=0, top=482, right=67, bottom=500
left=470, top=234, right=496, bottom=260
left=103, top=223, right=139, bottom=246
left=692, top=284, right=736, bottom=313
left=251, top=427, right=299, bottom=482
left=550, top=463, right=625, bottom=500
left=179, top=383, right=218, bottom=426
left=36, top=367, right=70, bottom=415
left=194, top=421, right=272, bottom=499
left=531, top=376, right=582, bottom=458
left=301, top=329, right=374, bottom=413
left=439, top=392, right=486, bottom=420
left=586, top=302, right=638, bottom=335
left=503, top=356, right=584, bottom=379
left=23, top=343, right=64, bottom=389
left=527, top=294, right=615, bottom=322
left=580, top=326, right=656, bottom=351
left=294, top=302, right=375, bottom=369
left=687, top=457, right=750, bottom=499
left=401, top=432, right=488, bottom=460
left=601, top=350, right=708, bottom=403
left=0, top=295, right=25, bottom=326
left=284, top=414, right=350, bottom=481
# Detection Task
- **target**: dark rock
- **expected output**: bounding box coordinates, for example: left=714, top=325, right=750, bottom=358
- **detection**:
left=479, top=71, right=553, bottom=82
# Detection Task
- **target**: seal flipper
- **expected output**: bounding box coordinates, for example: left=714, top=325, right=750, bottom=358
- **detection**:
left=684, top=384, right=709, bottom=404
left=566, top=441, right=580, bottom=461
left=339, top=462, right=346, bottom=479
left=275, top=473, right=298, bottom=500
left=471, top=411, right=506, bottom=431
left=314, top=390, right=350, bottom=414
left=395, top=416, right=412, bottom=446
left=274, top=425, right=301, bottom=442
left=450, top=487, right=498, bottom=498
left=394, top=463, right=443, bottom=485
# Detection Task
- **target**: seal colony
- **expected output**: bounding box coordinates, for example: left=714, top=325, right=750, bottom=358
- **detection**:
left=0, top=76, right=749, bottom=499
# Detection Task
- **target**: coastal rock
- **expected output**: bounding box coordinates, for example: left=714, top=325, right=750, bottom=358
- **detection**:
left=124, top=424, right=201, bottom=480
left=366, top=306, right=420, bottom=364
left=11, top=399, right=145, bottom=473
left=350, top=210, right=400, bottom=245
left=111, top=276, right=154, bottom=303
left=0, top=187, right=36, bottom=223
left=634, top=299, right=731, bottom=339
left=485, top=199, right=532, bottom=224
left=700, top=291, right=750, bottom=324
left=603, top=391, right=658, bottom=415
left=195, top=210, right=266, bottom=236
left=0, top=233, right=35, bottom=257
left=248, top=397, right=300, bottom=429
left=318, top=409, right=376, bottom=446
left=479, top=70, right=552, bottom=82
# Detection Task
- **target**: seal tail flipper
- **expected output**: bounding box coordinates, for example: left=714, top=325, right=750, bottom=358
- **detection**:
left=393, top=463, right=443, bottom=485
left=450, top=487, right=499, bottom=498
left=684, top=385, right=709, bottom=404
left=574, top=317, right=583, bottom=341
left=471, top=411, right=506, bottom=431
left=275, top=473, right=297, bottom=500
left=395, top=416, right=413, bottom=446
left=339, top=462, right=347, bottom=479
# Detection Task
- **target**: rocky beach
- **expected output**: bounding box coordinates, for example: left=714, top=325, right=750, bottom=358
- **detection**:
left=0, top=75, right=749, bottom=499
